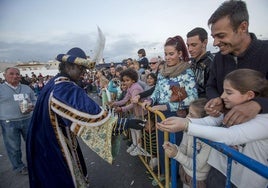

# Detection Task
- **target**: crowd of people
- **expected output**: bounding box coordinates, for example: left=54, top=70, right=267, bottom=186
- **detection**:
left=0, top=0, right=267, bottom=188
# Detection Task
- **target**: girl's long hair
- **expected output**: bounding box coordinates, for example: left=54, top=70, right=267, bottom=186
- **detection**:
left=225, top=69, right=268, bottom=97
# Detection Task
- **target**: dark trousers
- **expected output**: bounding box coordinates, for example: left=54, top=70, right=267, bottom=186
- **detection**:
left=206, top=166, right=237, bottom=188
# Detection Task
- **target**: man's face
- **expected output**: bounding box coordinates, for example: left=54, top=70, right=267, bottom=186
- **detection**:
left=149, top=61, right=158, bottom=71
left=126, top=59, right=132, bottom=66
left=211, top=16, right=244, bottom=56
left=110, top=67, right=116, bottom=75
left=187, top=35, right=206, bottom=60
left=4, top=68, right=21, bottom=86
left=67, top=64, right=86, bottom=81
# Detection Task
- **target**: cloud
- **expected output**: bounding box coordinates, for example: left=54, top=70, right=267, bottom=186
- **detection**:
left=0, top=31, right=164, bottom=63
left=0, top=31, right=99, bottom=62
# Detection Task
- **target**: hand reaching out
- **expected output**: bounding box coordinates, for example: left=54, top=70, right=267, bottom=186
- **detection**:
left=107, top=101, right=114, bottom=108
left=141, top=99, right=152, bottom=110
left=151, top=105, right=167, bottom=112
left=131, top=95, right=140, bottom=104
left=156, top=116, right=187, bottom=133
left=114, top=106, right=122, bottom=113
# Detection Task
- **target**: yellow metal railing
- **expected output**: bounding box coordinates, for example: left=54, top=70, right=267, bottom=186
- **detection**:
left=137, top=102, right=169, bottom=188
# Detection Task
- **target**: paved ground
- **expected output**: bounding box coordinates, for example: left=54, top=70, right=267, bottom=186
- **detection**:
left=0, top=93, right=155, bottom=188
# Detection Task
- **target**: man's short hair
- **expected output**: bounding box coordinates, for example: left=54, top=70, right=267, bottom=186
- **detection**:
left=4, top=67, right=20, bottom=74
left=187, top=27, right=208, bottom=42
left=208, top=0, right=249, bottom=31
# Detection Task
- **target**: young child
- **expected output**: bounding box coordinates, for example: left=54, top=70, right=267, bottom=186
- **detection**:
left=116, top=81, right=131, bottom=123
left=99, top=76, right=111, bottom=109
left=139, top=73, right=158, bottom=166
left=131, top=72, right=157, bottom=103
left=163, top=98, right=210, bottom=188
left=145, top=73, right=157, bottom=89
left=158, top=69, right=268, bottom=188
left=111, top=68, right=146, bottom=156
left=117, top=81, right=127, bottom=101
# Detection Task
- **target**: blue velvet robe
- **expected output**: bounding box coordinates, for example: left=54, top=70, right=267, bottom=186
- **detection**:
left=26, top=74, right=108, bottom=188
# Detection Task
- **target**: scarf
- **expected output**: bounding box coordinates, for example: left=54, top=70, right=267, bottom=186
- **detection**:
left=160, top=61, right=191, bottom=78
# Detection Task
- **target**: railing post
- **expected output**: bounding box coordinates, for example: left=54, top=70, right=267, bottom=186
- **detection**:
left=225, top=157, right=232, bottom=188
left=170, top=133, right=178, bottom=188
left=192, top=137, right=197, bottom=188
left=164, top=131, right=170, bottom=188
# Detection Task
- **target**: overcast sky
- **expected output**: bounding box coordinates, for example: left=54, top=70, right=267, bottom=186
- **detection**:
left=0, top=0, right=267, bottom=63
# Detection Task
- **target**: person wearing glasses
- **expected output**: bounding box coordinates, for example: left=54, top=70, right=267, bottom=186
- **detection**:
left=148, top=57, right=160, bottom=74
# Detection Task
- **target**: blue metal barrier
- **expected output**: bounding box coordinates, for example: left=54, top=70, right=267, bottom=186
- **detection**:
left=191, top=137, right=268, bottom=188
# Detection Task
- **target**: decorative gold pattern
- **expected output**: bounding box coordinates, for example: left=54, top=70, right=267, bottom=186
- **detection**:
left=80, top=116, right=118, bottom=164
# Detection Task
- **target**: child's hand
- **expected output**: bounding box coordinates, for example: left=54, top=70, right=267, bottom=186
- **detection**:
left=141, top=99, right=152, bottom=110
left=107, top=101, right=114, bottom=107
left=151, top=104, right=167, bottom=112
left=131, top=95, right=140, bottom=104
left=162, top=141, right=178, bottom=158
left=115, top=107, right=122, bottom=113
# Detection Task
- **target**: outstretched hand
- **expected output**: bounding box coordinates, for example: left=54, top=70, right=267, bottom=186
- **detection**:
left=156, top=117, right=187, bottom=133
left=131, top=95, right=140, bottom=104
left=114, top=107, right=122, bottom=113
left=223, top=100, right=261, bottom=126
left=107, top=101, right=114, bottom=108
left=141, top=100, right=152, bottom=110
left=151, top=105, right=167, bottom=112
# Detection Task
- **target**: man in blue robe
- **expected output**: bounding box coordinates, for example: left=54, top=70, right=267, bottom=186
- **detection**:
left=26, top=47, right=144, bottom=188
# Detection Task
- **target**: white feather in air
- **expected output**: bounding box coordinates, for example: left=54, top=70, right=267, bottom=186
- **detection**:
left=92, top=26, right=106, bottom=64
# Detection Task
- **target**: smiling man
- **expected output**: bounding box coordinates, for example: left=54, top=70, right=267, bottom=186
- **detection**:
left=203, top=0, right=268, bottom=187
left=205, top=0, right=268, bottom=125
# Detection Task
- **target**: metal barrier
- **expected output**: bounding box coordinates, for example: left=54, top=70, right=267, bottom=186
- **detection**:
left=134, top=103, right=268, bottom=188
left=137, top=105, right=169, bottom=188
left=192, top=138, right=268, bottom=188
left=137, top=105, right=181, bottom=188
